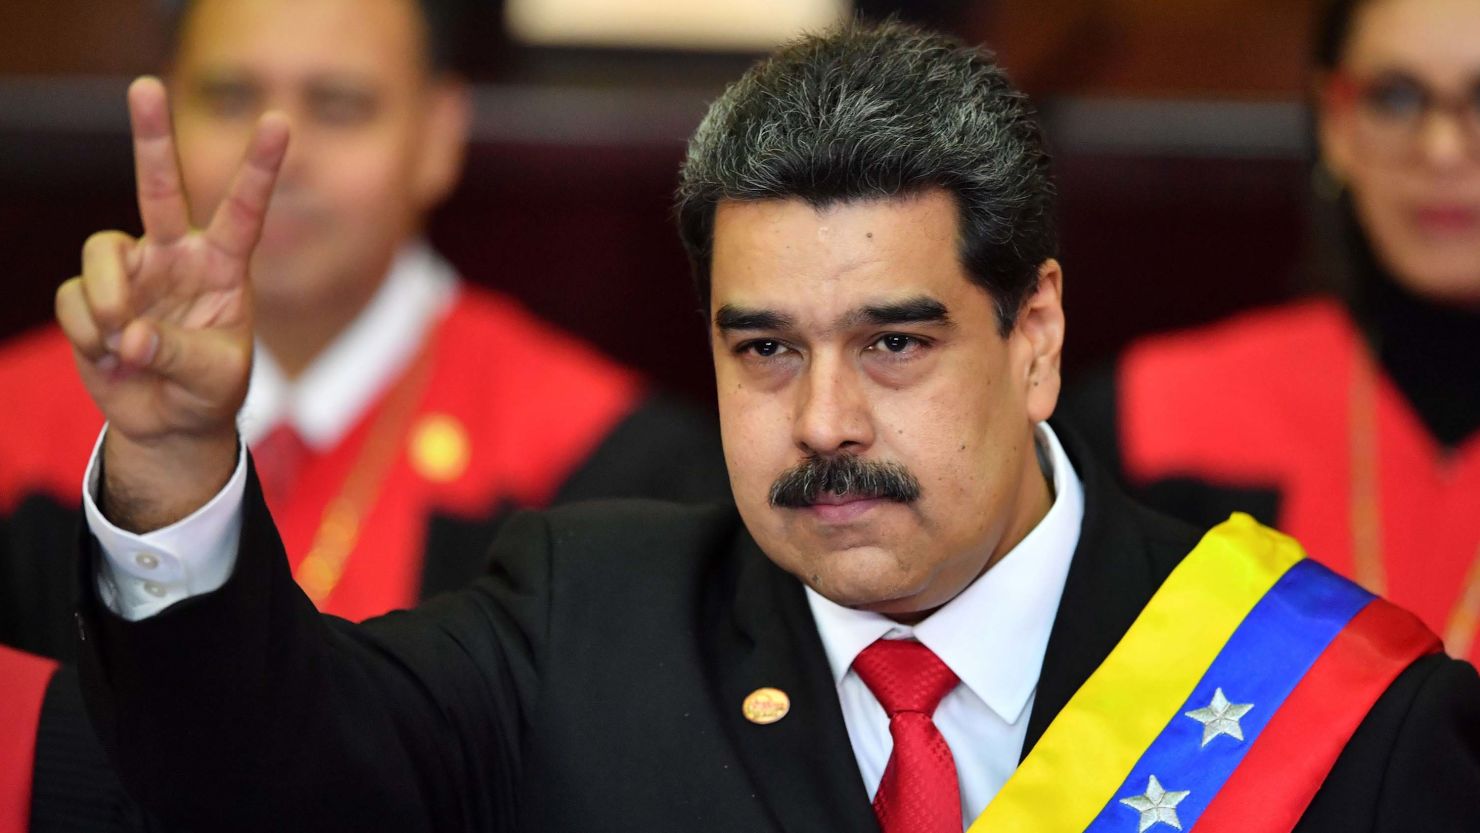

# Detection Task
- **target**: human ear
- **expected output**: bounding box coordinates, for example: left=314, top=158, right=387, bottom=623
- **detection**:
left=1018, top=259, right=1065, bottom=423
left=413, top=77, right=471, bottom=210
left=1314, top=76, right=1355, bottom=188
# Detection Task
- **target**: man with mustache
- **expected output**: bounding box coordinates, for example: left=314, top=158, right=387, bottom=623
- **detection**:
left=58, top=20, right=1480, bottom=833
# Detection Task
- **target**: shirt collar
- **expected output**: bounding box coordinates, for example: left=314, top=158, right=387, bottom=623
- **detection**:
left=805, top=422, right=1085, bottom=726
left=239, top=241, right=457, bottom=450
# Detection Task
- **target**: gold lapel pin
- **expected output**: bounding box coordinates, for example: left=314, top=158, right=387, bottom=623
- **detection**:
left=743, top=687, right=791, bottom=725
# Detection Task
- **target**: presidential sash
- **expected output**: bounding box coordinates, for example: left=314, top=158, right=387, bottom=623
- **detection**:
left=971, top=514, right=1440, bottom=833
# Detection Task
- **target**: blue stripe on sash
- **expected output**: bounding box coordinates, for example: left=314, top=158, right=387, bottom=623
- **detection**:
left=1081, top=559, right=1374, bottom=833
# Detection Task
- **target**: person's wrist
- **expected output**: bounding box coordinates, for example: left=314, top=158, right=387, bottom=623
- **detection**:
left=101, top=426, right=239, bottom=533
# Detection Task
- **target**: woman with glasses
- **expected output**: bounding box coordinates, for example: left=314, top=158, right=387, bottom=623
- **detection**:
left=1064, top=0, right=1480, bottom=662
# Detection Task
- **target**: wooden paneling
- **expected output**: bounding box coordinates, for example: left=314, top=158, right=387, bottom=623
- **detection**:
left=0, top=0, right=163, bottom=75
left=3, top=0, right=1325, bottom=97
left=975, top=0, right=1321, bottom=97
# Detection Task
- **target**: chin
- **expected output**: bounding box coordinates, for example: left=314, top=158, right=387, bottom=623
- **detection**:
left=833, top=584, right=944, bottom=622
left=802, top=550, right=932, bottom=611
left=249, top=253, right=305, bottom=291
left=1392, top=262, right=1480, bottom=308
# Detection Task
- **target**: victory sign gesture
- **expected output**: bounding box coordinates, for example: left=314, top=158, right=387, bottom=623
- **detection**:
left=55, top=78, right=289, bottom=531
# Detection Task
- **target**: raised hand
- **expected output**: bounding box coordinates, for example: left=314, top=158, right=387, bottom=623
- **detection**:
left=55, top=77, right=289, bottom=530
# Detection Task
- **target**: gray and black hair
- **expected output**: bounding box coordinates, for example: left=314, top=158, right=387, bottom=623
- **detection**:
left=677, top=19, right=1057, bottom=335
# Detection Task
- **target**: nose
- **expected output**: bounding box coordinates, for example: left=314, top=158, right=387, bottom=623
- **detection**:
left=792, top=352, right=875, bottom=457
left=1419, top=109, right=1468, bottom=169
left=258, top=95, right=316, bottom=190
left=273, top=112, right=313, bottom=189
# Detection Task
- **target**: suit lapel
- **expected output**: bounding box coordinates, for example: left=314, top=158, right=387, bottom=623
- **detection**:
left=706, top=532, right=881, bottom=833
left=1022, top=422, right=1187, bottom=759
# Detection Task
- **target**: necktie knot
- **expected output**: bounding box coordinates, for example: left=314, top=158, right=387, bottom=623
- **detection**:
left=853, top=638, right=959, bottom=718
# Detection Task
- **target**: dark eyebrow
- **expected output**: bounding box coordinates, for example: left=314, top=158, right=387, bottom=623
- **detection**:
left=191, top=70, right=258, bottom=93
left=844, top=296, right=952, bottom=328
left=305, top=74, right=380, bottom=95
left=714, top=305, right=793, bottom=332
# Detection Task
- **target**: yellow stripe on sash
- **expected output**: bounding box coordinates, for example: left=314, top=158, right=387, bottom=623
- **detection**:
left=968, top=514, right=1306, bottom=833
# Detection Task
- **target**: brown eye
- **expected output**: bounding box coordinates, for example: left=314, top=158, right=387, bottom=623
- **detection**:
left=309, top=89, right=376, bottom=126
left=742, top=340, right=787, bottom=358
left=194, top=81, right=260, bottom=120
left=867, top=334, right=925, bottom=356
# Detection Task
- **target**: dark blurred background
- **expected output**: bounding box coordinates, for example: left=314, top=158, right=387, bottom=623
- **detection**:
left=0, top=0, right=1322, bottom=406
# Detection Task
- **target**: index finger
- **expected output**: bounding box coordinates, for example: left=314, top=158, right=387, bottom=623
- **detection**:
left=204, top=112, right=290, bottom=260
left=128, top=77, right=192, bottom=244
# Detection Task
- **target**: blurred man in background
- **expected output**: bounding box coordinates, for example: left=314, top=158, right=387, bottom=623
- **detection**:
left=0, top=0, right=727, bottom=663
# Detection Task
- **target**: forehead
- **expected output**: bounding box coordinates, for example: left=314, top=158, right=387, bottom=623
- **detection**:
left=1344, top=0, right=1480, bottom=76
left=709, top=191, right=981, bottom=323
left=175, top=0, right=427, bottom=81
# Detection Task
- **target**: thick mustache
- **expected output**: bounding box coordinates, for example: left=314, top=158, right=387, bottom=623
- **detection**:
left=768, top=454, right=922, bottom=508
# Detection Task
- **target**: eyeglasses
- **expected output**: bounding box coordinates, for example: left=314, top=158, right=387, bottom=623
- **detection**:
left=1326, top=71, right=1480, bottom=163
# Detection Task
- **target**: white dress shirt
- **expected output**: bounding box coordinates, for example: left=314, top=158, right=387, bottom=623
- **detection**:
left=86, top=241, right=456, bottom=619
left=805, top=422, right=1084, bottom=826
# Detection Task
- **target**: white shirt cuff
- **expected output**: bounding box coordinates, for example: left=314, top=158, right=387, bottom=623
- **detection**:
left=83, top=427, right=247, bottom=621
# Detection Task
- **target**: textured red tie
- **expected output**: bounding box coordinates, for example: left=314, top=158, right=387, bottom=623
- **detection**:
left=853, top=638, right=963, bottom=833
left=252, top=423, right=311, bottom=508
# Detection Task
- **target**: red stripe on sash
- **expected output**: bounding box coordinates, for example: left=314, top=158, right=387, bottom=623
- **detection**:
left=1192, top=600, right=1440, bottom=832
left=0, top=646, right=57, bottom=833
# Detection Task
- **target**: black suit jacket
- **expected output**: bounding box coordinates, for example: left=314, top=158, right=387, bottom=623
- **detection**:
left=76, top=429, right=1480, bottom=832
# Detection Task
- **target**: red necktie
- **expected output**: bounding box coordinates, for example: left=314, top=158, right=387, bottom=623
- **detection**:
left=252, top=423, right=310, bottom=508
left=853, top=638, right=963, bottom=833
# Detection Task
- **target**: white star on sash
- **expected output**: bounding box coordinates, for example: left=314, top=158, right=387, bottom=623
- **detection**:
left=1120, top=775, right=1191, bottom=832
left=1184, top=688, right=1255, bottom=747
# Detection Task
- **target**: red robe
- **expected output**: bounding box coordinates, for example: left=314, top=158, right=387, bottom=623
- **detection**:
left=0, top=647, right=54, bottom=833
left=256, top=285, right=650, bottom=620
left=1101, top=300, right=1480, bottom=662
